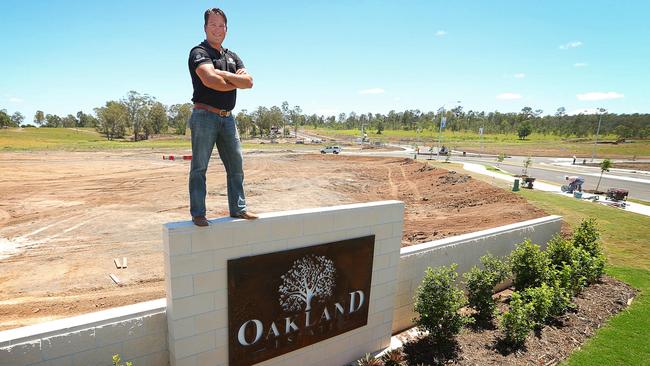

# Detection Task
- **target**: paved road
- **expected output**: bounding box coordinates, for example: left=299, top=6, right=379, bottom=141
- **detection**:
left=345, top=145, right=650, bottom=201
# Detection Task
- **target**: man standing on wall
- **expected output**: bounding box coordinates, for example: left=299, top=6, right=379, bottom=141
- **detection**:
left=188, top=8, right=258, bottom=226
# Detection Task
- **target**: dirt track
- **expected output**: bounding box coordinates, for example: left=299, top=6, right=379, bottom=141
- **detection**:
left=0, top=150, right=545, bottom=330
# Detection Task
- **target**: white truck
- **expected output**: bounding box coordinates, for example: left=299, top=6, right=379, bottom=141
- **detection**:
left=320, top=146, right=342, bottom=154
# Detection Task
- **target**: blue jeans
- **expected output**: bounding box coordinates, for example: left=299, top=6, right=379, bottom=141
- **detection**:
left=189, top=109, right=247, bottom=217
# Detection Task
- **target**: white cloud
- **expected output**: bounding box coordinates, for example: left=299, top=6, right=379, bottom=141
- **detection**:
left=574, top=62, right=588, bottom=67
left=576, top=92, right=624, bottom=101
left=559, top=41, right=583, bottom=50
left=359, top=88, right=385, bottom=95
left=514, top=73, right=526, bottom=78
left=8, top=97, right=24, bottom=103
left=435, top=30, right=447, bottom=37
left=496, top=93, right=522, bottom=100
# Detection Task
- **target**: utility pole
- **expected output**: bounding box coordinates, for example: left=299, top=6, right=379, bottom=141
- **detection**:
left=591, top=108, right=606, bottom=162
left=479, top=126, right=484, bottom=157
left=437, top=108, right=445, bottom=159
left=437, top=100, right=461, bottom=159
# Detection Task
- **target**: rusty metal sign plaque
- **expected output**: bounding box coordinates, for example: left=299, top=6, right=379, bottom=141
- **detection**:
left=227, top=235, right=375, bottom=366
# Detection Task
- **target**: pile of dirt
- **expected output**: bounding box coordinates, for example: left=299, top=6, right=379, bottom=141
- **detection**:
left=315, top=156, right=546, bottom=245
left=437, top=171, right=472, bottom=185
left=398, top=275, right=636, bottom=365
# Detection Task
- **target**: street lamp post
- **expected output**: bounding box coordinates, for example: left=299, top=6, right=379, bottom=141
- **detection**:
left=437, top=100, right=461, bottom=159
left=591, top=108, right=606, bottom=162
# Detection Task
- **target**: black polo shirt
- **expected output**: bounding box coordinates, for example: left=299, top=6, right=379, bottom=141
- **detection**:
left=188, top=40, right=245, bottom=111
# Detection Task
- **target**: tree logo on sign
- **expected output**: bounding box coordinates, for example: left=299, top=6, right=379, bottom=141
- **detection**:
left=278, top=255, right=336, bottom=312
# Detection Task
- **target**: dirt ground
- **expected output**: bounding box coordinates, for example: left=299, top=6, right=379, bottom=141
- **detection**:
left=0, top=150, right=544, bottom=330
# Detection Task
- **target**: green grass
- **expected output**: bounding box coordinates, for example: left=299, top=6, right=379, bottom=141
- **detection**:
left=514, top=189, right=650, bottom=365
left=518, top=189, right=650, bottom=270
left=0, top=127, right=322, bottom=151
left=0, top=127, right=192, bottom=150
left=628, top=198, right=650, bottom=207
left=4, top=127, right=649, bottom=157
left=564, top=266, right=650, bottom=366
left=485, top=165, right=511, bottom=174
left=305, top=128, right=650, bottom=158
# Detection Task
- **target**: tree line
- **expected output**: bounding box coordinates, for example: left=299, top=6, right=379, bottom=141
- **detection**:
left=3, top=93, right=649, bottom=140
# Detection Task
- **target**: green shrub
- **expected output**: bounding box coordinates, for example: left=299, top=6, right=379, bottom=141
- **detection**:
left=522, top=283, right=553, bottom=327
left=463, top=253, right=509, bottom=323
left=546, top=235, right=587, bottom=295
left=546, top=265, right=577, bottom=315
left=414, top=264, right=472, bottom=341
left=112, top=355, right=133, bottom=366
left=500, top=292, right=534, bottom=346
left=575, top=247, right=607, bottom=285
left=546, top=234, right=575, bottom=269
left=356, top=353, right=383, bottom=366
left=510, top=240, right=551, bottom=291
left=381, top=348, right=406, bottom=366
left=572, top=218, right=600, bottom=256
left=571, top=218, right=606, bottom=284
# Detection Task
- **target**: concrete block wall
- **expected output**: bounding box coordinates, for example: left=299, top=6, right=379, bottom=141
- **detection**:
left=0, top=209, right=561, bottom=366
left=163, top=201, right=405, bottom=366
left=391, top=215, right=562, bottom=333
left=0, top=299, right=168, bottom=366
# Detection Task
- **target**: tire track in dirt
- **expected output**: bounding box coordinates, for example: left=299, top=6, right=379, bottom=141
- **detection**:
left=400, top=164, right=421, bottom=199
left=387, top=166, right=399, bottom=198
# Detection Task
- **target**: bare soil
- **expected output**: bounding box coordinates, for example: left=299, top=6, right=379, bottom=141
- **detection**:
left=0, top=150, right=544, bottom=330
left=397, top=276, right=636, bottom=365
left=584, top=161, right=650, bottom=172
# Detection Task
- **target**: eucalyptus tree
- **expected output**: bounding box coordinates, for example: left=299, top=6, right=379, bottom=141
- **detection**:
left=95, top=101, right=128, bottom=140
left=34, top=110, right=45, bottom=126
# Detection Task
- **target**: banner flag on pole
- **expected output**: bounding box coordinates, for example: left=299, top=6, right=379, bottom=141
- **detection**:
left=440, top=117, right=447, bottom=128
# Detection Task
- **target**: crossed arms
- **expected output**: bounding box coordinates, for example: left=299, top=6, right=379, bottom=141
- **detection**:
left=196, top=64, right=253, bottom=92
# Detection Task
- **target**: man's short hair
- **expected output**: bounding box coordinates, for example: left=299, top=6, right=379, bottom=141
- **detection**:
left=204, top=8, right=227, bottom=27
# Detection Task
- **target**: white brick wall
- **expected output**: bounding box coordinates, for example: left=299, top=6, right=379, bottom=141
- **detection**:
left=163, top=201, right=405, bottom=366
left=0, top=208, right=560, bottom=366
left=0, top=299, right=168, bottom=366
left=391, top=215, right=562, bottom=333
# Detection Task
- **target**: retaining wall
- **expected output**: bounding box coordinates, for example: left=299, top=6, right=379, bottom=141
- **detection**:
left=0, top=209, right=561, bottom=366
left=0, top=299, right=168, bottom=366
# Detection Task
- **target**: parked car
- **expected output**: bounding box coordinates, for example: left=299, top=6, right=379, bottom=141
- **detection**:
left=320, top=146, right=342, bottom=154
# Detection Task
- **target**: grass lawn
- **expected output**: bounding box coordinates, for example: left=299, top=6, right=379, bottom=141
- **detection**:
left=0, top=127, right=319, bottom=152
left=516, top=189, right=650, bottom=364
left=565, top=266, right=650, bottom=366
left=0, top=127, right=191, bottom=150
left=627, top=198, right=650, bottom=207
left=304, top=128, right=650, bottom=158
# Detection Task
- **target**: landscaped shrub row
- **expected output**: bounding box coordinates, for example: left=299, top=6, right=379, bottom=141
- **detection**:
left=356, top=218, right=607, bottom=365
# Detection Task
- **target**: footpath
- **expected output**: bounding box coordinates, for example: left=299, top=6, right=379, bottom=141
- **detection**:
left=462, top=162, right=650, bottom=218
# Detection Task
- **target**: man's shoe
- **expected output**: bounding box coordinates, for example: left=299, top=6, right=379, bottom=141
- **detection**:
left=192, top=215, right=210, bottom=227
left=230, top=212, right=259, bottom=220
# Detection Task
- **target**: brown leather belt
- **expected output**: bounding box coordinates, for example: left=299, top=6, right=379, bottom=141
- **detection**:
left=193, top=103, right=231, bottom=117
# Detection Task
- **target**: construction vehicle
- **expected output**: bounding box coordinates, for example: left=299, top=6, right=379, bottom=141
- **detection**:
left=605, top=188, right=629, bottom=202
left=521, top=176, right=536, bottom=189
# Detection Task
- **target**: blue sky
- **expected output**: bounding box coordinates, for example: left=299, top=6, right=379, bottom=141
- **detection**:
left=1, top=0, right=648, bottom=122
